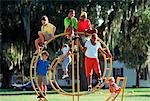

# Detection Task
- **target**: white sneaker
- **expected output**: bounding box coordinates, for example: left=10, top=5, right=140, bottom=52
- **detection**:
left=62, top=74, right=69, bottom=79
left=97, top=78, right=104, bottom=87
left=41, top=42, right=47, bottom=49
left=88, top=86, right=92, bottom=94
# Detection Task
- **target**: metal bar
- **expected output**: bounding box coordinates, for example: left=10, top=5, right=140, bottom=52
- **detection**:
left=71, top=40, right=75, bottom=101
left=30, top=56, right=39, bottom=96
left=76, top=38, right=80, bottom=101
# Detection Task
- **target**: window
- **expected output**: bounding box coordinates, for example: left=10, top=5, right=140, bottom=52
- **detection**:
left=113, top=68, right=123, bottom=79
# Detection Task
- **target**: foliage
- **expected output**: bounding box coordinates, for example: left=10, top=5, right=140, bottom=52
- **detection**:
left=119, top=7, right=150, bottom=68
left=1, top=0, right=150, bottom=88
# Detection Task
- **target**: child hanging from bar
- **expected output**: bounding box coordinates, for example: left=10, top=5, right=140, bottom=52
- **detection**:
left=61, top=44, right=71, bottom=79
left=106, top=77, right=121, bottom=100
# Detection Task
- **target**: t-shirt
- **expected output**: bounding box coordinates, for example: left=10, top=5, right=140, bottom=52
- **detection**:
left=41, top=23, right=55, bottom=34
left=64, top=17, right=78, bottom=32
left=84, top=40, right=101, bottom=58
left=61, top=45, right=70, bottom=56
left=37, top=59, right=50, bottom=75
left=78, top=19, right=91, bottom=32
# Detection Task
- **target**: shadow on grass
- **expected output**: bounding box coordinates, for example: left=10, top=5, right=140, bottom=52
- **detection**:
left=0, top=91, right=63, bottom=96
left=134, top=90, right=150, bottom=93
left=0, top=89, right=74, bottom=96
left=125, top=94, right=150, bottom=98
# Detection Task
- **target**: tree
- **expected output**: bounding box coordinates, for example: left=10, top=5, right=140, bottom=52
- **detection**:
left=119, top=6, right=150, bottom=87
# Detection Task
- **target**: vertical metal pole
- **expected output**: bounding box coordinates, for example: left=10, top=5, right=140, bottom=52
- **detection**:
left=121, top=77, right=127, bottom=101
left=71, top=40, right=75, bottom=101
left=76, top=38, right=80, bottom=101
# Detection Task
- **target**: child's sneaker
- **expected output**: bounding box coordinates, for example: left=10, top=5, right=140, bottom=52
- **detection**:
left=88, top=85, right=92, bottom=94
left=98, top=78, right=104, bottom=87
left=41, top=42, right=47, bottom=49
left=62, top=74, right=69, bottom=79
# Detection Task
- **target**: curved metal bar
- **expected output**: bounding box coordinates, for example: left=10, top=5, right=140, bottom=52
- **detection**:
left=30, top=56, right=39, bottom=96
left=106, top=77, right=127, bottom=101
left=31, top=32, right=113, bottom=98
left=48, top=41, right=112, bottom=96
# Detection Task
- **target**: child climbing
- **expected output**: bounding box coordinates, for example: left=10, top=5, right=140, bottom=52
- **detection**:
left=34, top=15, right=56, bottom=54
left=61, top=44, right=71, bottom=79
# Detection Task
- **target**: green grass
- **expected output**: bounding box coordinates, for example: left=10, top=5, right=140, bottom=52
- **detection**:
left=0, top=88, right=150, bottom=101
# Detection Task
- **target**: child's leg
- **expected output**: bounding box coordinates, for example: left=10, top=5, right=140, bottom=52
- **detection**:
left=85, top=57, right=93, bottom=90
left=86, top=74, right=92, bottom=92
left=62, top=57, right=71, bottom=79
left=38, top=31, right=45, bottom=43
left=62, top=58, right=67, bottom=74
left=87, top=74, right=92, bottom=87
left=93, top=59, right=103, bottom=85
left=43, top=76, right=47, bottom=95
left=35, top=38, right=42, bottom=53
left=39, top=84, right=43, bottom=92
left=93, top=59, right=101, bottom=78
left=38, top=75, right=43, bottom=91
left=62, top=57, right=70, bottom=74
left=43, top=85, right=47, bottom=94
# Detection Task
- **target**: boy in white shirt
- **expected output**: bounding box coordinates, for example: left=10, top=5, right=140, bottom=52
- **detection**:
left=79, top=33, right=112, bottom=92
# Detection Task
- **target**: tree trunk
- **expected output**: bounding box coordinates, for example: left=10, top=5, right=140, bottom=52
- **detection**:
left=21, top=2, right=31, bottom=45
left=136, top=65, right=141, bottom=87
left=1, top=57, right=11, bottom=88
left=80, top=53, right=87, bottom=91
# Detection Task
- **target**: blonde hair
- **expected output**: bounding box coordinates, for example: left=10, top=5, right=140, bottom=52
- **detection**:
left=80, top=11, right=87, bottom=18
left=108, top=77, right=115, bottom=82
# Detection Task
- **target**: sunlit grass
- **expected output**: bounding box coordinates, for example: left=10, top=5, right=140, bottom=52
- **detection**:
left=0, top=88, right=150, bottom=101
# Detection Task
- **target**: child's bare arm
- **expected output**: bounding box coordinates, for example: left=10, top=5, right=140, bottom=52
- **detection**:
left=98, top=48, right=112, bottom=58
left=52, top=26, right=56, bottom=35
left=79, top=42, right=87, bottom=52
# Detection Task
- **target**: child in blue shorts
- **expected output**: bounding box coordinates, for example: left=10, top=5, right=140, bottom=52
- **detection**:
left=37, top=51, right=50, bottom=97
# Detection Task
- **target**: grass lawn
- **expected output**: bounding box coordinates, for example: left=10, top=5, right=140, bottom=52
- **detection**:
left=0, top=88, right=150, bottom=101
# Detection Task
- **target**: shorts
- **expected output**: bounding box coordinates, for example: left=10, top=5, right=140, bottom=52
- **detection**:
left=39, top=31, right=53, bottom=41
left=85, top=56, right=101, bottom=77
left=62, top=56, right=71, bottom=71
left=45, top=33, right=53, bottom=40
left=38, top=75, right=47, bottom=85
